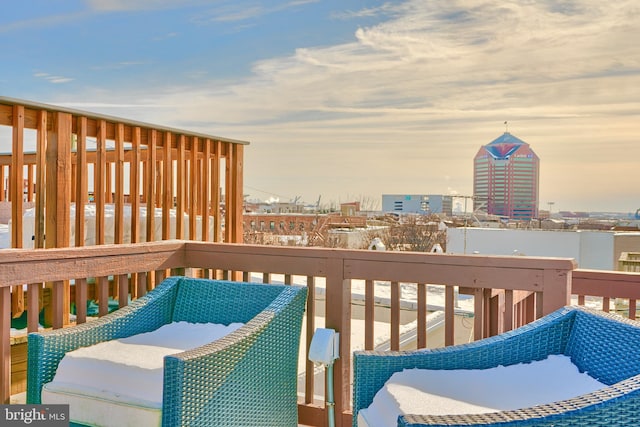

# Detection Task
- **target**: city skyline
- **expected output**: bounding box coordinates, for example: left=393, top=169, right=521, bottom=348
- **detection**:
left=1, top=1, right=639, bottom=214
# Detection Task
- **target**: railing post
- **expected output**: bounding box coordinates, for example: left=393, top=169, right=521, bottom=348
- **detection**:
left=324, top=255, right=351, bottom=427
left=45, top=112, right=72, bottom=327
left=0, top=286, right=10, bottom=403
left=541, top=267, right=572, bottom=316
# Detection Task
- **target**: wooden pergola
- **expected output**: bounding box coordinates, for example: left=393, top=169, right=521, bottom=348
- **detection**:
left=0, top=96, right=248, bottom=322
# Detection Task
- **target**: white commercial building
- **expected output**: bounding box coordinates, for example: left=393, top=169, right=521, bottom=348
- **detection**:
left=447, top=228, right=640, bottom=271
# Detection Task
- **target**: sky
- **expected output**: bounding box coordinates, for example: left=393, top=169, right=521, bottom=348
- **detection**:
left=1, top=0, right=639, bottom=214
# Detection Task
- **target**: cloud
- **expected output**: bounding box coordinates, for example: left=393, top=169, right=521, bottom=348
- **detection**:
left=85, top=0, right=204, bottom=12
left=34, top=72, right=74, bottom=84
left=152, top=32, right=179, bottom=41
left=89, top=61, right=147, bottom=71
left=43, top=0, right=640, bottom=211
left=193, top=0, right=320, bottom=24
left=0, top=11, right=90, bottom=33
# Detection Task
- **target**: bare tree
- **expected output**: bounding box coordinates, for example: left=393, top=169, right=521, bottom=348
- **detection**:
left=369, top=214, right=446, bottom=252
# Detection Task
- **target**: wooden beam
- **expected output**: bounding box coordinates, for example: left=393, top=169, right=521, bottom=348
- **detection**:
left=114, top=123, right=125, bottom=244
left=0, top=287, right=10, bottom=403
left=130, top=127, right=141, bottom=243
left=162, top=132, right=172, bottom=240
left=11, top=104, right=24, bottom=248
left=75, top=117, right=87, bottom=247
left=175, top=135, right=186, bottom=239
left=202, top=139, right=211, bottom=241
left=189, top=137, right=198, bottom=241
left=96, top=120, right=106, bottom=245
left=34, top=111, right=47, bottom=249
left=231, top=144, right=244, bottom=243
left=211, top=140, right=221, bottom=242
left=146, top=130, right=157, bottom=243
left=11, top=106, right=25, bottom=320
left=46, top=112, right=72, bottom=328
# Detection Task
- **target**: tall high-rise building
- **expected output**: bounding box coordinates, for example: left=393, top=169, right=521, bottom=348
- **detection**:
left=473, top=132, right=539, bottom=220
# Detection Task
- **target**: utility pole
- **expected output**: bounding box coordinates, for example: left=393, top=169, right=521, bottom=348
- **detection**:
left=459, top=195, right=476, bottom=254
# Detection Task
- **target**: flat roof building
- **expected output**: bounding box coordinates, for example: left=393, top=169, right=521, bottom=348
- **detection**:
left=382, top=194, right=453, bottom=216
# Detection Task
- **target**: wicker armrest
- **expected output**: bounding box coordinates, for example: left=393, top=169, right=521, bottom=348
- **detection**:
left=162, top=285, right=307, bottom=426
left=27, top=276, right=181, bottom=404
left=399, top=374, right=640, bottom=426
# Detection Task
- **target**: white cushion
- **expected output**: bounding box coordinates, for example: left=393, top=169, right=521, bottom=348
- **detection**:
left=42, top=321, right=243, bottom=427
left=359, top=354, right=606, bottom=427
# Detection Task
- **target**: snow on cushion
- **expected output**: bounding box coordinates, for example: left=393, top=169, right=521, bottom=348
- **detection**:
left=358, top=354, right=606, bottom=427
left=42, top=321, right=243, bottom=426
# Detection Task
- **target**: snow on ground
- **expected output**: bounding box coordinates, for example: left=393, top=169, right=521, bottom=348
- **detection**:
left=0, top=223, right=8, bottom=249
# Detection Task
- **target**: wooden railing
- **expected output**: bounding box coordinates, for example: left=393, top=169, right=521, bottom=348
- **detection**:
left=4, top=243, right=640, bottom=426
left=0, top=97, right=247, bottom=251
left=0, top=96, right=248, bottom=330
left=1, top=241, right=583, bottom=426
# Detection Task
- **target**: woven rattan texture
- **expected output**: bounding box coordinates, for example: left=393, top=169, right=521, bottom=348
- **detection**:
left=27, top=276, right=307, bottom=427
left=353, top=306, right=640, bottom=427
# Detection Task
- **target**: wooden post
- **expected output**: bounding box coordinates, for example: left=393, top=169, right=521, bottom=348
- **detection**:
left=365, top=280, right=374, bottom=349
left=231, top=144, right=244, bottom=243
left=0, top=287, right=10, bottom=403
left=96, top=120, right=106, bottom=245
left=304, top=276, right=317, bottom=404
left=444, top=285, right=455, bottom=346
left=390, top=282, right=400, bottom=350
left=146, top=130, right=157, bottom=243
left=10, top=105, right=25, bottom=320
left=46, top=112, right=72, bottom=328
left=162, top=132, right=172, bottom=240
left=75, top=117, right=87, bottom=247
left=325, top=256, right=350, bottom=427
left=202, top=140, right=211, bottom=241
left=130, top=127, right=142, bottom=299
left=541, top=268, right=572, bottom=316
left=10, top=105, right=24, bottom=249
left=224, top=143, right=244, bottom=245
left=130, top=127, right=141, bottom=244
left=146, top=131, right=158, bottom=289
left=35, top=111, right=46, bottom=248
left=175, top=135, right=185, bottom=240
left=211, top=141, right=221, bottom=242
left=189, top=137, right=198, bottom=240
left=114, top=123, right=125, bottom=244
left=224, top=145, right=232, bottom=244
left=417, top=283, right=427, bottom=348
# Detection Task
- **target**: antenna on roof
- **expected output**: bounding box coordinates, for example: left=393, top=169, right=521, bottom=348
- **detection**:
left=504, top=121, right=509, bottom=133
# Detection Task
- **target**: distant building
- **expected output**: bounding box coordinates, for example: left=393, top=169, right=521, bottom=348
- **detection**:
left=382, top=194, right=453, bottom=216
left=447, top=227, right=640, bottom=271
left=473, top=132, right=539, bottom=220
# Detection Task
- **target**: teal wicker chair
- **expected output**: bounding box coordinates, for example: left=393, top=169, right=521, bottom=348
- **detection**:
left=353, top=306, right=640, bottom=427
left=27, top=276, right=307, bottom=427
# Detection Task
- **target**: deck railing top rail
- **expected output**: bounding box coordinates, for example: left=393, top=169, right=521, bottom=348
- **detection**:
left=0, top=96, right=250, bottom=145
